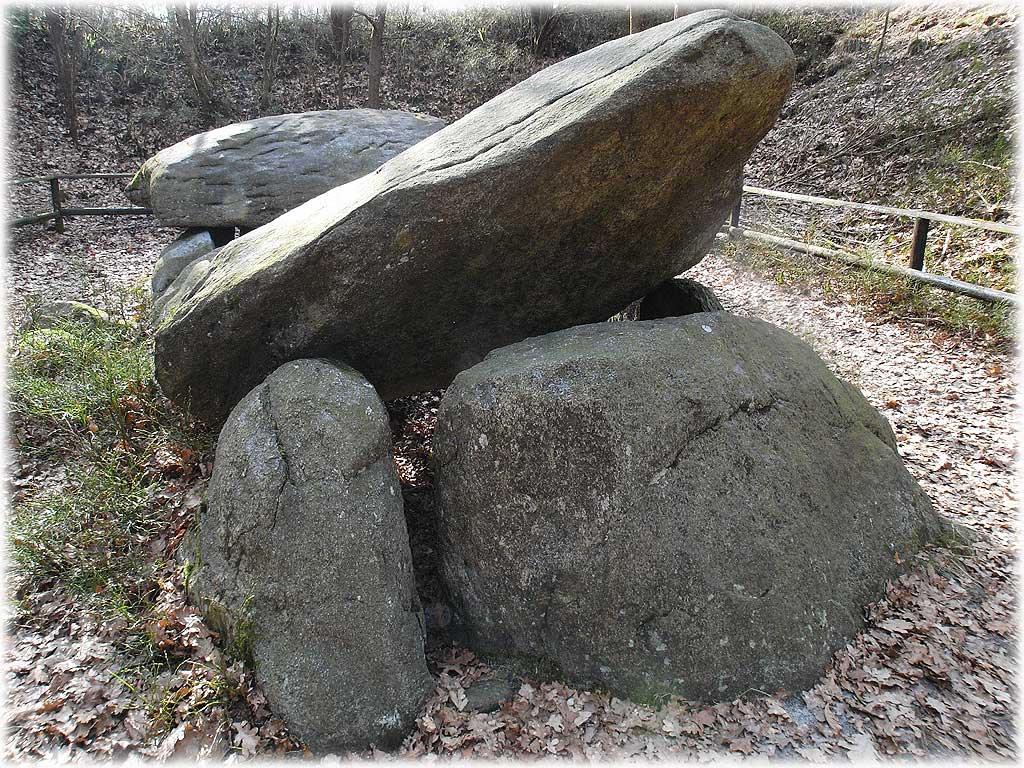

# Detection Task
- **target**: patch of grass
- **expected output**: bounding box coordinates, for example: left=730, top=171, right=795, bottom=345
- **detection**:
left=723, top=241, right=1015, bottom=345
left=945, top=38, right=979, bottom=60
left=8, top=452, right=158, bottom=596
left=8, top=316, right=155, bottom=441
left=854, top=90, right=1014, bottom=228
left=112, top=644, right=242, bottom=737
left=7, top=286, right=213, bottom=602
left=9, top=282, right=162, bottom=444
left=9, top=291, right=213, bottom=458
left=874, top=92, right=1015, bottom=232
left=912, top=117, right=1014, bottom=224
left=767, top=82, right=1015, bottom=313
left=6, top=285, right=228, bottom=741
left=143, top=662, right=239, bottom=734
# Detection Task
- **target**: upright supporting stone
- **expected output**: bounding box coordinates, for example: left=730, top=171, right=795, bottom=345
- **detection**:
left=433, top=314, right=948, bottom=703
left=188, top=359, right=433, bottom=751
left=151, top=229, right=216, bottom=296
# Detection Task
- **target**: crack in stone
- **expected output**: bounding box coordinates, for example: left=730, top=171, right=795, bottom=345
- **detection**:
left=260, top=387, right=296, bottom=535
left=433, top=433, right=461, bottom=472
left=355, top=139, right=405, bottom=154
left=650, top=395, right=785, bottom=485
left=637, top=606, right=679, bottom=630
left=538, top=574, right=558, bottom=652
left=223, top=392, right=294, bottom=571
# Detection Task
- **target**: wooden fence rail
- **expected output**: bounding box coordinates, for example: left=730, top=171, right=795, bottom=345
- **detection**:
left=7, top=172, right=150, bottom=232
left=730, top=182, right=1018, bottom=306
left=741, top=185, right=1020, bottom=236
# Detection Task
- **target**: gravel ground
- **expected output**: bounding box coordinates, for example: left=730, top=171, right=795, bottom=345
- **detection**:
left=4, top=231, right=1017, bottom=760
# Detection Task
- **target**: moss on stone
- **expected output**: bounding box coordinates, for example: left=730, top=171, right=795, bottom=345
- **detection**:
left=226, top=611, right=258, bottom=669
left=913, top=519, right=976, bottom=560
left=191, top=588, right=259, bottom=669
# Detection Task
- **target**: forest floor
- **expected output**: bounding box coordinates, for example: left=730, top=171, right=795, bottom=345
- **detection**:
left=3, top=220, right=1016, bottom=760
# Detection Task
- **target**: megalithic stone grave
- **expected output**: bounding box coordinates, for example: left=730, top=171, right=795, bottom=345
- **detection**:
left=154, top=10, right=795, bottom=424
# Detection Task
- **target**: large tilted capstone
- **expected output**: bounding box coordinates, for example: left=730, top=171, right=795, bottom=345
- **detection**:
left=186, top=358, right=433, bottom=751
left=153, top=10, right=795, bottom=425
left=433, top=313, right=947, bottom=703
left=126, top=109, right=445, bottom=229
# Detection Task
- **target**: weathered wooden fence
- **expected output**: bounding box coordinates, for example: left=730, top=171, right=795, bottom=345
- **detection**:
left=727, top=183, right=1018, bottom=306
left=8, top=172, right=150, bottom=232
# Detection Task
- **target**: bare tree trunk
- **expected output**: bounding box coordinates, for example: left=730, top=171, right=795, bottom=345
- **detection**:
left=329, top=3, right=353, bottom=109
left=45, top=7, right=79, bottom=143
left=528, top=3, right=558, bottom=56
left=259, top=3, right=281, bottom=111
left=366, top=3, right=386, bottom=109
left=168, top=2, right=225, bottom=115
left=628, top=3, right=664, bottom=34
left=874, top=9, right=891, bottom=71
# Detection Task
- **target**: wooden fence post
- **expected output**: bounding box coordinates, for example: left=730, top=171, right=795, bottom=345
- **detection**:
left=730, top=186, right=742, bottom=229
left=49, top=177, right=64, bottom=233
left=909, top=217, right=929, bottom=271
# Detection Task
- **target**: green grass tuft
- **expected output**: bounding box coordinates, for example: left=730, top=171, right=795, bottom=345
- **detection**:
left=8, top=317, right=155, bottom=440
left=7, top=287, right=213, bottom=604
left=8, top=453, right=158, bottom=596
left=724, top=241, right=1015, bottom=345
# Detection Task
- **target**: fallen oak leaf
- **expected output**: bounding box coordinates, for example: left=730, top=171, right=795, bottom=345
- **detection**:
left=728, top=735, right=754, bottom=754
left=876, top=618, right=916, bottom=634
left=449, top=685, right=468, bottom=712
left=694, top=708, right=717, bottom=727
left=233, top=721, right=260, bottom=756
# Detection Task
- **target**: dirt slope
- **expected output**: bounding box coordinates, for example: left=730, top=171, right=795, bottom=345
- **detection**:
left=743, top=5, right=1017, bottom=290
